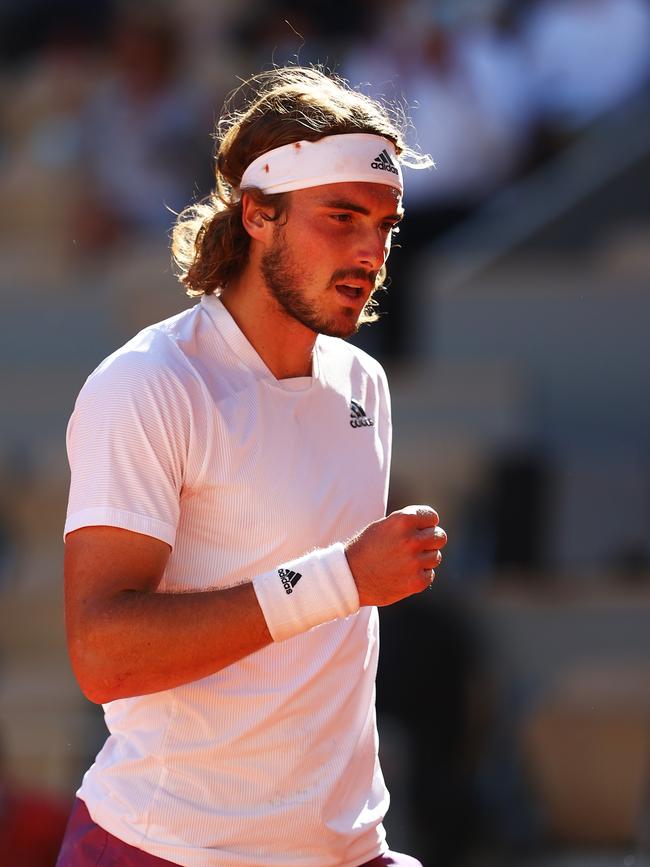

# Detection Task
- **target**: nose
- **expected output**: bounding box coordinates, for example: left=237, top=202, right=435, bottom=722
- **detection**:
left=355, top=229, right=389, bottom=272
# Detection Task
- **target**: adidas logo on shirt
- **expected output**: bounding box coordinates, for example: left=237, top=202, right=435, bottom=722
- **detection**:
left=350, top=399, right=374, bottom=428
left=371, top=149, right=398, bottom=175
left=278, top=568, right=302, bottom=594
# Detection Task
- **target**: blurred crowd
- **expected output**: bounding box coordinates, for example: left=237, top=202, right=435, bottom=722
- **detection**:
left=1, top=0, right=649, bottom=298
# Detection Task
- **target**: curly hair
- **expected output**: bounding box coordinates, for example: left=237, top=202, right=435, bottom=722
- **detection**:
left=171, top=66, right=431, bottom=324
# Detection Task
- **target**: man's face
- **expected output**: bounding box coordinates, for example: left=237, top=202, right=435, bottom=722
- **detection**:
left=260, top=182, right=403, bottom=339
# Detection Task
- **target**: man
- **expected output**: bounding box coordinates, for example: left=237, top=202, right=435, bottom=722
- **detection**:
left=58, top=67, right=447, bottom=867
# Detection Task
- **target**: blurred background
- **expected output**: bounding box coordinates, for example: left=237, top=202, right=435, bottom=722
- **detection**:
left=1, top=0, right=649, bottom=864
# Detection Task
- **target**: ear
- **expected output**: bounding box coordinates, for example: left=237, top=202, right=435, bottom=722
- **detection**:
left=241, top=192, right=275, bottom=243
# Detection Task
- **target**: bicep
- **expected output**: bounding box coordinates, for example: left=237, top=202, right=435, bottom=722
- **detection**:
left=64, top=526, right=171, bottom=636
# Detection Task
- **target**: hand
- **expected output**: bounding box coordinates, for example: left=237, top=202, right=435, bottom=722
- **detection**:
left=344, top=505, right=447, bottom=608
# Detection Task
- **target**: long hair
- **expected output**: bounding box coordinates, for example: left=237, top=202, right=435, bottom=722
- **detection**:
left=171, top=66, right=431, bottom=324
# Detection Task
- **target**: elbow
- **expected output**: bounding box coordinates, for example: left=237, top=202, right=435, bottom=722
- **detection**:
left=79, top=682, right=112, bottom=706
left=70, top=656, right=116, bottom=705
left=70, top=669, right=114, bottom=705
left=68, top=635, right=125, bottom=705
left=74, top=666, right=131, bottom=705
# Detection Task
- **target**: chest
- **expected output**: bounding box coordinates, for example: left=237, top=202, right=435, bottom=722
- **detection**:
left=185, top=379, right=388, bottom=564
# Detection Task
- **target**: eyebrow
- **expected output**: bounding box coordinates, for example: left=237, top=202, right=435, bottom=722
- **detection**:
left=320, top=198, right=404, bottom=222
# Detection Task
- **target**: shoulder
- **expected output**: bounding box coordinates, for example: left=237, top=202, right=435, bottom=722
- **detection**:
left=79, top=308, right=203, bottom=410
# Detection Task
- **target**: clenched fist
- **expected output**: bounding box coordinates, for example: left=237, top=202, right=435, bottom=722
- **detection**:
left=344, top=505, right=447, bottom=608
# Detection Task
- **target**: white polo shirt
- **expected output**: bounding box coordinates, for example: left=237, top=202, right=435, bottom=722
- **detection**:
left=65, top=295, right=393, bottom=867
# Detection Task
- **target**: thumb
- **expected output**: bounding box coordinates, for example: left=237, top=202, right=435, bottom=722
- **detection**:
left=400, top=504, right=439, bottom=526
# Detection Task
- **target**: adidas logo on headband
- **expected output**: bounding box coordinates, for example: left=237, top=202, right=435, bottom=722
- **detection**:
left=371, top=149, right=399, bottom=176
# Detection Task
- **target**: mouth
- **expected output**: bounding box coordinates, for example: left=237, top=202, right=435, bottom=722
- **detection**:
left=335, top=283, right=366, bottom=302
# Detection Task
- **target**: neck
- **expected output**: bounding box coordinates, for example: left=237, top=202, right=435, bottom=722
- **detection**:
left=219, top=271, right=317, bottom=380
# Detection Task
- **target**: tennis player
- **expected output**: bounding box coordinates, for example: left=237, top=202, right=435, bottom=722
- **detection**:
left=58, top=66, right=446, bottom=866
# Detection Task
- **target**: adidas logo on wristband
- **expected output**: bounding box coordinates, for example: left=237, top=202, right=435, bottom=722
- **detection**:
left=278, top=568, right=302, bottom=594
left=253, top=543, right=360, bottom=642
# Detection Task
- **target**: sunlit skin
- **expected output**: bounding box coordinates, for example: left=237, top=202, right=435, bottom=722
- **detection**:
left=220, top=181, right=404, bottom=379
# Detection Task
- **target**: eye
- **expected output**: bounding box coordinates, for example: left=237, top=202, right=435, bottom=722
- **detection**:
left=331, top=213, right=353, bottom=223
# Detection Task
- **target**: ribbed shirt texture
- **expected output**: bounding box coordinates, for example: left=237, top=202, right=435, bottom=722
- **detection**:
left=64, top=295, right=393, bottom=866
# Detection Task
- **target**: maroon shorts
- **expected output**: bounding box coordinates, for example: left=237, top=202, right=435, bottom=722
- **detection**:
left=56, top=798, right=423, bottom=866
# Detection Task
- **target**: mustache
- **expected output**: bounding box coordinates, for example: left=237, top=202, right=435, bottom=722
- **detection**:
left=330, top=268, right=378, bottom=289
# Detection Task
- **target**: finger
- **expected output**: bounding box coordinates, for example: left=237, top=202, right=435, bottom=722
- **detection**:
left=402, top=505, right=439, bottom=528
left=416, top=526, right=447, bottom=548
left=420, top=549, right=443, bottom=568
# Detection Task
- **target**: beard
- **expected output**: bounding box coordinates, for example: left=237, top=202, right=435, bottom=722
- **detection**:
left=260, top=231, right=375, bottom=339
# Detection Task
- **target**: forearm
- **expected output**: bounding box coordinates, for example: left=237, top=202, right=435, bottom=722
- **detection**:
left=71, top=583, right=271, bottom=703
left=66, top=505, right=448, bottom=704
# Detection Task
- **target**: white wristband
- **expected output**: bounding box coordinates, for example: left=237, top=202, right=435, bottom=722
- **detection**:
left=252, top=543, right=360, bottom=642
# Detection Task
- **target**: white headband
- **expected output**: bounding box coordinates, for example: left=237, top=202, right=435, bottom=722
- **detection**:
left=239, top=133, right=403, bottom=195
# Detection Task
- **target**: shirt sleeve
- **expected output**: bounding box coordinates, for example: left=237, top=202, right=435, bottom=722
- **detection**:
left=64, top=349, right=193, bottom=547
